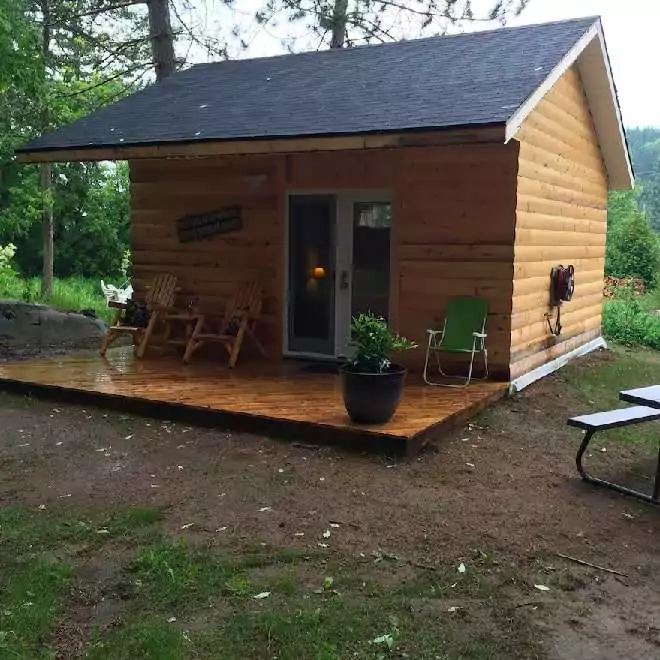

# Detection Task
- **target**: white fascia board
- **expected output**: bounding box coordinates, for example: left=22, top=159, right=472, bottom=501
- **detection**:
left=505, top=20, right=633, bottom=190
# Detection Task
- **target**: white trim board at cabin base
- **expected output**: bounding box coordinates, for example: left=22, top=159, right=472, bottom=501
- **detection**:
left=509, top=336, right=607, bottom=394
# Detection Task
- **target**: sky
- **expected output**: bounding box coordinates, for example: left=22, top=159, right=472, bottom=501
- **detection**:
left=188, top=0, right=659, bottom=129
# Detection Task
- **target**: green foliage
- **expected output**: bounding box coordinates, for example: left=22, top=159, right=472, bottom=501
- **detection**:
left=0, top=0, right=148, bottom=285
left=0, top=242, right=16, bottom=274
left=0, top=273, right=112, bottom=320
left=627, top=127, right=660, bottom=231
left=602, top=285, right=660, bottom=350
left=606, top=190, right=660, bottom=287
left=0, top=242, right=18, bottom=293
left=121, top=248, right=132, bottom=281
left=348, top=313, right=416, bottom=372
left=3, top=162, right=130, bottom=279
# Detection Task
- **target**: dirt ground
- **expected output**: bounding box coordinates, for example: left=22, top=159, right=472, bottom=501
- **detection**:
left=2, top=350, right=660, bottom=658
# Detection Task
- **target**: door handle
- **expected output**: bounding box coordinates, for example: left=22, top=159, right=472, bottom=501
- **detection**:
left=339, top=270, right=349, bottom=290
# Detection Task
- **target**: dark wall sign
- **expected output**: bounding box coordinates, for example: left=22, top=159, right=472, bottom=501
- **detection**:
left=177, top=206, right=242, bottom=243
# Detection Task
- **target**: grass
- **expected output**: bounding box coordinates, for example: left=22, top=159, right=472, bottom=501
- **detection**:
left=0, top=506, right=163, bottom=556
left=0, top=506, right=162, bottom=659
left=0, top=505, right=535, bottom=659
left=0, top=274, right=112, bottom=322
left=0, top=558, right=73, bottom=659
left=557, top=343, right=660, bottom=447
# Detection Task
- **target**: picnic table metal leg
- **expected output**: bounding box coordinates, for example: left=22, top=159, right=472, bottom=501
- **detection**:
left=576, top=429, right=660, bottom=505
left=575, top=430, right=593, bottom=480
left=653, top=442, right=660, bottom=503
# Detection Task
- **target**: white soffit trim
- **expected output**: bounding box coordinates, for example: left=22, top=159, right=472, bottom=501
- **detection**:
left=504, top=21, right=633, bottom=191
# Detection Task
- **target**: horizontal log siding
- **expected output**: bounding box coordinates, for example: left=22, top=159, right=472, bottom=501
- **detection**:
left=130, top=139, right=518, bottom=372
left=395, top=143, right=518, bottom=376
left=510, top=65, right=608, bottom=379
left=130, top=156, right=285, bottom=355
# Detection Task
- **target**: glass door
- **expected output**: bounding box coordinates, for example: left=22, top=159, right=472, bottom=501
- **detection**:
left=351, top=201, right=392, bottom=320
left=335, top=196, right=392, bottom=357
left=287, top=195, right=336, bottom=355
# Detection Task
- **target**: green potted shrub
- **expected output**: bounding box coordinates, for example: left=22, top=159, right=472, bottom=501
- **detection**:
left=340, top=313, right=417, bottom=424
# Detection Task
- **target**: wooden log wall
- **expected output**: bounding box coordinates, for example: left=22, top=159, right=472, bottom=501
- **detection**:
left=510, top=64, right=608, bottom=380
left=130, top=138, right=519, bottom=374
left=130, top=156, right=285, bottom=355
left=395, top=143, right=518, bottom=376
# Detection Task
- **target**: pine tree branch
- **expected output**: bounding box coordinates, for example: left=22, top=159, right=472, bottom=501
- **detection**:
left=169, top=0, right=228, bottom=59
left=88, top=66, right=152, bottom=110
left=373, top=0, right=526, bottom=23
left=93, top=35, right=152, bottom=71
left=48, top=0, right=146, bottom=25
left=56, top=62, right=150, bottom=98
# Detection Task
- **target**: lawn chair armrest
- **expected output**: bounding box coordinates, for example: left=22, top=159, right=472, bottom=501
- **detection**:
left=473, top=332, right=487, bottom=338
left=427, top=320, right=446, bottom=334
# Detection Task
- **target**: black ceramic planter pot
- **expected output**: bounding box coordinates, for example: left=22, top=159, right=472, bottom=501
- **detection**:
left=340, top=363, right=407, bottom=424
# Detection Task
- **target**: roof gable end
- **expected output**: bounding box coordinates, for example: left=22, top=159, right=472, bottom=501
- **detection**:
left=505, top=20, right=633, bottom=190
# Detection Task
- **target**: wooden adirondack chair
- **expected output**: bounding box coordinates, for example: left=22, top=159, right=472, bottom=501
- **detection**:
left=100, top=273, right=178, bottom=359
left=182, top=280, right=266, bottom=367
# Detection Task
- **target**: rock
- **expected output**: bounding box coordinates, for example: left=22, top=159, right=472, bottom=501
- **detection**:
left=0, top=300, right=107, bottom=358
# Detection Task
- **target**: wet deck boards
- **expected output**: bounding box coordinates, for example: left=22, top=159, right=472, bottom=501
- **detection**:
left=0, top=348, right=507, bottom=453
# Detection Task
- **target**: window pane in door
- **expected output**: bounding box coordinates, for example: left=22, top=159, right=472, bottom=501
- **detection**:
left=288, top=195, right=335, bottom=354
left=351, top=202, right=391, bottom=321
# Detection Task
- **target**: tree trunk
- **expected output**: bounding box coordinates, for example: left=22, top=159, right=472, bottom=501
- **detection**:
left=147, top=0, right=176, bottom=81
left=40, top=0, right=53, bottom=297
left=40, top=163, right=54, bottom=297
left=330, top=0, right=348, bottom=48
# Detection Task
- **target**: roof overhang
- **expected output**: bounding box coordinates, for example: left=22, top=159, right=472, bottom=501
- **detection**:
left=505, top=20, right=633, bottom=191
left=15, top=125, right=506, bottom=164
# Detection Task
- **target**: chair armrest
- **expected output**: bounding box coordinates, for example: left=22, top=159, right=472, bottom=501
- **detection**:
left=473, top=332, right=487, bottom=338
left=149, top=302, right=180, bottom=314
left=108, top=300, right=128, bottom=310
left=427, top=319, right=446, bottom=334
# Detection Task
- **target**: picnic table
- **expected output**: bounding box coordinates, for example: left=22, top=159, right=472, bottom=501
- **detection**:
left=567, top=385, right=660, bottom=504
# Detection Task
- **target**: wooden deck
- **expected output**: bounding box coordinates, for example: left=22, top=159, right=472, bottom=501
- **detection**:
left=0, top=348, right=507, bottom=453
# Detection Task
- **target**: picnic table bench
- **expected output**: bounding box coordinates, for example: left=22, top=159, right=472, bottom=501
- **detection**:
left=568, top=386, right=660, bottom=504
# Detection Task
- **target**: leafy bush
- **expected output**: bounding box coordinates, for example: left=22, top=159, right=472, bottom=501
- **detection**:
left=348, top=313, right=416, bottom=372
left=120, top=248, right=132, bottom=281
left=606, top=191, right=660, bottom=287
left=0, top=243, right=17, bottom=274
left=603, top=285, right=660, bottom=349
left=0, top=242, right=18, bottom=292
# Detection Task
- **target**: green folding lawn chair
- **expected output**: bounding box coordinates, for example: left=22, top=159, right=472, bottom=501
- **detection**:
left=423, top=296, right=489, bottom=387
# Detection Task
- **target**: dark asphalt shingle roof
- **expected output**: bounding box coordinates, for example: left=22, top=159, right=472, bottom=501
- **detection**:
left=20, top=16, right=598, bottom=153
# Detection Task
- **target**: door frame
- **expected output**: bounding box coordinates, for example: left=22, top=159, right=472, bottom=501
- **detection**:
left=283, top=189, right=392, bottom=360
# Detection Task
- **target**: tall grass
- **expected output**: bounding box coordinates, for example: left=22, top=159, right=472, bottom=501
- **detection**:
left=0, top=275, right=113, bottom=322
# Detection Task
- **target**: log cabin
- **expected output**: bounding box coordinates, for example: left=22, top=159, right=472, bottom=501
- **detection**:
left=16, top=16, right=632, bottom=393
